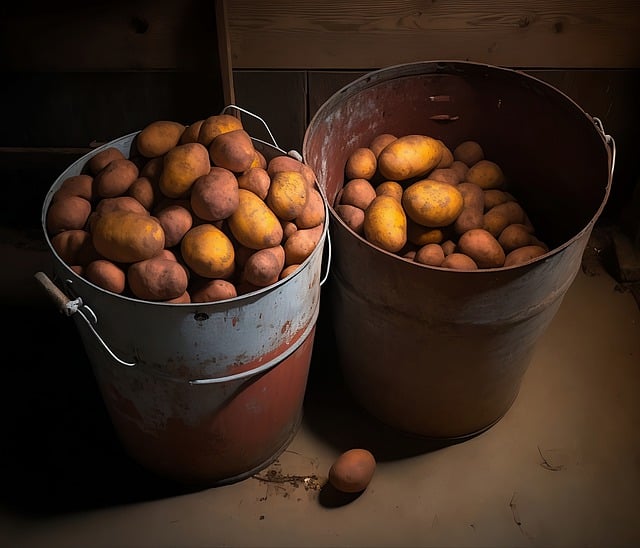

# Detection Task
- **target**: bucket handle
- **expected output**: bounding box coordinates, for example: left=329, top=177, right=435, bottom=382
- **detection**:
left=593, top=116, right=616, bottom=178
left=34, top=270, right=320, bottom=384
left=34, top=271, right=136, bottom=368
left=222, top=103, right=333, bottom=286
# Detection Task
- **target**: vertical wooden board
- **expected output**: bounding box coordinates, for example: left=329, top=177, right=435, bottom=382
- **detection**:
left=232, top=71, right=307, bottom=153
left=307, top=71, right=367, bottom=119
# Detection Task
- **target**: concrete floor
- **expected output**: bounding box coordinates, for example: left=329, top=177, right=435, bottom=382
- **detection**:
left=2, top=229, right=639, bottom=548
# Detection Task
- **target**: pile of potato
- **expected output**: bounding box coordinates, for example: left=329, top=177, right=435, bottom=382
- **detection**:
left=45, top=114, right=326, bottom=303
left=335, top=133, right=548, bottom=269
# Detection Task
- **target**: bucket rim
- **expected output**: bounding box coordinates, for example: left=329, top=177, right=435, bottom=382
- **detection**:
left=303, top=59, right=615, bottom=273
left=42, top=131, right=330, bottom=307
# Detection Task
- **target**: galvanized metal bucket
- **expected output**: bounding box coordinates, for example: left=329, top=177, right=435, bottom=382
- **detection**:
left=38, top=117, right=329, bottom=486
left=302, top=60, right=615, bottom=439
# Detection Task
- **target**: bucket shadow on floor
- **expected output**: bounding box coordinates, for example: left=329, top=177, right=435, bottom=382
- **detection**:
left=303, top=281, right=478, bottom=462
left=0, top=302, right=195, bottom=518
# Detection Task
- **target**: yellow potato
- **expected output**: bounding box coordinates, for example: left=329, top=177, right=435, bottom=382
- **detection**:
left=229, top=188, right=284, bottom=250
left=136, top=120, right=186, bottom=158
left=159, top=142, right=211, bottom=198
left=377, top=134, right=443, bottom=181
left=266, top=170, right=309, bottom=221
left=363, top=195, right=407, bottom=253
left=344, top=147, right=377, bottom=180
left=401, top=179, right=464, bottom=227
left=180, top=223, right=235, bottom=279
left=465, top=160, right=505, bottom=189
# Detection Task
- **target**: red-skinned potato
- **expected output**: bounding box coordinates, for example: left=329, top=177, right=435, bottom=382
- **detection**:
left=87, top=147, right=126, bottom=175
left=243, top=245, right=286, bottom=287
left=190, top=278, right=238, bottom=303
left=94, top=158, right=140, bottom=198
left=190, top=167, right=239, bottom=222
left=46, top=195, right=92, bottom=234
left=127, top=257, right=189, bottom=301
left=51, top=229, right=101, bottom=267
left=85, top=259, right=126, bottom=294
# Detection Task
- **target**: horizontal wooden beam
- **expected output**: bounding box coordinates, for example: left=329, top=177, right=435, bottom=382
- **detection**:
left=226, top=0, right=640, bottom=70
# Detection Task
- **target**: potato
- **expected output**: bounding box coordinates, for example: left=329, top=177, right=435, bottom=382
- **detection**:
left=441, top=252, right=478, bottom=270
left=295, top=187, right=326, bottom=229
left=280, top=264, right=300, bottom=279
left=441, top=239, right=456, bottom=256
left=209, top=129, right=256, bottom=173
left=406, top=219, right=444, bottom=246
left=498, top=223, right=535, bottom=253
left=252, top=150, right=268, bottom=170
left=368, top=133, right=397, bottom=158
left=190, top=278, right=237, bottom=303
left=402, top=179, right=464, bottom=227
left=375, top=180, right=403, bottom=202
left=280, top=220, right=298, bottom=239
left=283, top=224, right=324, bottom=266
left=127, top=257, right=189, bottom=301
left=483, top=189, right=514, bottom=211
left=237, top=167, right=271, bottom=200
left=483, top=201, right=526, bottom=237
left=197, top=114, right=243, bottom=147
left=504, top=245, right=547, bottom=267
left=180, top=224, right=235, bottom=279
left=377, top=134, right=443, bottom=181
left=229, top=188, right=283, bottom=250
left=94, top=158, right=140, bottom=198
left=448, top=160, right=468, bottom=182
left=345, top=147, right=377, bottom=180
left=339, top=178, right=377, bottom=210
left=428, top=168, right=460, bottom=186
left=335, top=204, right=365, bottom=235
left=190, top=166, right=239, bottom=221
left=266, top=170, right=309, bottom=221
left=95, top=196, right=149, bottom=216
left=465, top=160, right=505, bottom=190
left=179, top=119, right=205, bottom=144
left=403, top=249, right=417, bottom=261
left=92, top=210, right=165, bottom=263
left=266, top=155, right=316, bottom=188
left=435, top=141, right=454, bottom=168
left=53, top=174, right=95, bottom=203
left=457, top=228, right=505, bottom=268
left=136, top=120, right=186, bottom=158
left=328, top=448, right=376, bottom=493
left=453, top=182, right=485, bottom=235
left=159, top=142, right=211, bottom=198
left=127, top=176, right=158, bottom=211
left=46, top=195, right=92, bottom=234
left=51, top=229, right=100, bottom=266
left=453, top=140, right=484, bottom=166
left=165, top=291, right=191, bottom=304
left=363, top=195, right=407, bottom=253
left=87, top=147, right=126, bottom=175
left=414, top=243, right=445, bottom=266
left=140, top=156, right=164, bottom=183
left=155, top=201, right=194, bottom=248
left=243, top=245, right=285, bottom=287
left=85, top=259, right=126, bottom=294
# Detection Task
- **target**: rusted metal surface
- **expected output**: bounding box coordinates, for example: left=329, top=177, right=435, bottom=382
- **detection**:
left=303, top=60, right=613, bottom=438
left=42, top=133, right=327, bottom=486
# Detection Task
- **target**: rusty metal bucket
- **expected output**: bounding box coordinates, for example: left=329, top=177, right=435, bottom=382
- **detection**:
left=302, top=60, right=614, bottom=439
left=38, top=123, right=329, bottom=487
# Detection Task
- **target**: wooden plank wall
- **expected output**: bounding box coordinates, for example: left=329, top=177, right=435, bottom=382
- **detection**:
left=0, top=0, right=226, bottom=230
left=224, top=0, right=640, bottom=228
